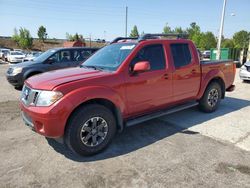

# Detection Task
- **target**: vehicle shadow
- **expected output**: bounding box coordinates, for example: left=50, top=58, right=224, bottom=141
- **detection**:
left=46, top=96, right=250, bottom=162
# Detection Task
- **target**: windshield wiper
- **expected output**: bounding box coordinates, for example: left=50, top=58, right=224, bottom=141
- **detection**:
left=80, top=65, right=103, bottom=71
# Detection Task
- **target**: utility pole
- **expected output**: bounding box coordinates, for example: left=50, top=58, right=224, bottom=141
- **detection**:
left=216, top=0, right=227, bottom=60
left=125, top=6, right=128, bottom=37
left=247, top=39, right=250, bottom=62
left=89, top=34, right=92, bottom=47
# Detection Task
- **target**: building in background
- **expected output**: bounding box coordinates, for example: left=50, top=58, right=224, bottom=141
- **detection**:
left=63, top=40, right=86, bottom=47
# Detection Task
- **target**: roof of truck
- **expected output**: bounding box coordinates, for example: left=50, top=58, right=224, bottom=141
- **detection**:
left=110, top=33, right=190, bottom=44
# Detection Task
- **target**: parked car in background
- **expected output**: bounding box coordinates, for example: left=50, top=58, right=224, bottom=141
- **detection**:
left=13, top=49, right=23, bottom=52
left=6, top=47, right=99, bottom=88
left=239, top=61, right=250, bottom=81
left=19, top=34, right=236, bottom=156
left=7, top=51, right=25, bottom=63
left=23, top=51, right=43, bottom=61
left=197, top=49, right=203, bottom=60
left=202, top=50, right=211, bottom=59
left=0, top=49, right=10, bottom=61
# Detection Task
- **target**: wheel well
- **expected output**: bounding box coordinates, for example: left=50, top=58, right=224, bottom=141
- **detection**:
left=208, top=77, right=225, bottom=98
left=66, top=98, right=124, bottom=133
left=25, top=71, right=42, bottom=79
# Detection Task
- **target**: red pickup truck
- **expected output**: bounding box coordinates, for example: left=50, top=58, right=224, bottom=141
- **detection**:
left=20, top=34, right=236, bottom=156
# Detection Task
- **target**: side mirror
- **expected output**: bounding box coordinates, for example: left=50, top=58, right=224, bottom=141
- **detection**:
left=133, top=61, right=150, bottom=73
left=46, top=57, right=55, bottom=64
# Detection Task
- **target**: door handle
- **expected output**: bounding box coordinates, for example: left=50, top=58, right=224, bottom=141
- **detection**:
left=191, top=69, right=196, bottom=74
left=164, top=73, right=169, bottom=79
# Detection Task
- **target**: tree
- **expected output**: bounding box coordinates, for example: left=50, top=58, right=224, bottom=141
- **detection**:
left=199, top=32, right=217, bottom=50
left=37, top=26, right=47, bottom=42
left=222, top=39, right=234, bottom=48
left=18, top=28, right=33, bottom=49
left=233, top=30, right=250, bottom=49
left=163, top=23, right=172, bottom=34
left=12, top=28, right=19, bottom=43
left=66, top=32, right=83, bottom=41
left=74, top=33, right=79, bottom=41
left=187, top=22, right=201, bottom=38
left=129, top=25, right=139, bottom=37
left=186, top=22, right=202, bottom=47
left=12, top=27, right=33, bottom=49
left=173, top=27, right=186, bottom=34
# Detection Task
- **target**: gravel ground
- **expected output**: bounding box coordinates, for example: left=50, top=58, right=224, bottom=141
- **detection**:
left=0, top=63, right=250, bottom=188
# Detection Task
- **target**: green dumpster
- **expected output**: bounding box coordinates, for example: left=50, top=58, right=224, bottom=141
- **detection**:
left=210, top=48, right=229, bottom=60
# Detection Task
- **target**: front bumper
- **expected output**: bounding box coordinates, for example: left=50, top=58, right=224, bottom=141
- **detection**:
left=20, top=98, right=73, bottom=138
left=9, top=59, right=24, bottom=63
left=239, top=69, right=250, bottom=81
left=6, top=73, right=24, bottom=87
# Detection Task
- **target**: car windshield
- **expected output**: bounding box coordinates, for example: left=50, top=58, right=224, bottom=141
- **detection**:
left=11, top=52, right=23, bottom=55
left=34, top=49, right=57, bottom=62
left=34, top=52, right=42, bottom=57
left=82, top=43, right=136, bottom=71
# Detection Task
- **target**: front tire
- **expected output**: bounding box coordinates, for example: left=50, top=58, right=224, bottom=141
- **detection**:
left=199, top=82, right=222, bottom=113
left=65, top=104, right=117, bottom=156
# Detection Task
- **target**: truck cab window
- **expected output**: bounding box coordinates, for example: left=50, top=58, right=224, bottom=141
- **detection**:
left=131, top=44, right=166, bottom=71
left=170, top=43, right=191, bottom=68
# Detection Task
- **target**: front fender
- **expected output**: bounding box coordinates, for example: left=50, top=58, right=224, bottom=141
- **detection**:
left=197, top=69, right=225, bottom=99
left=23, top=68, right=44, bottom=79
left=60, top=85, right=126, bottom=117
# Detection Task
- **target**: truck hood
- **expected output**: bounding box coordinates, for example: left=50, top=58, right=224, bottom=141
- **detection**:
left=26, top=67, right=110, bottom=90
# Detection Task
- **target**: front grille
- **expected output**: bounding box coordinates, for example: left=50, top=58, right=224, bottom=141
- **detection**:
left=7, top=67, right=13, bottom=74
left=21, top=85, right=40, bottom=106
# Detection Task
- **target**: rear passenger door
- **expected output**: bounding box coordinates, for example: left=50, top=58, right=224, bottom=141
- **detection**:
left=170, top=43, right=200, bottom=101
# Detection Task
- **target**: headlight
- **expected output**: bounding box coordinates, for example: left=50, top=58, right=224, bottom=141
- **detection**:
left=36, top=90, right=63, bottom=106
left=241, top=65, right=247, bottom=70
left=12, top=67, right=23, bottom=75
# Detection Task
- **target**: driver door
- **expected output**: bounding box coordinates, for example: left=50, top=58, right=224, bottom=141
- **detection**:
left=125, top=44, right=173, bottom=117
left=46, top=50, right=72, bottom=71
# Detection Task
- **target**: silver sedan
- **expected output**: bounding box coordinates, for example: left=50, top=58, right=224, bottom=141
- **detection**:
left=239, top=61, right=250, bottom=81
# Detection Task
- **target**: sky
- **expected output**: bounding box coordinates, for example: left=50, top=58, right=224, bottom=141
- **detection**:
left=0, top=0, right=249, bottom=41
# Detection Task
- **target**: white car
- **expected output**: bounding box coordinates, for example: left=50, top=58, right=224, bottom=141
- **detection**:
left=202, top=50, right=211, bottom=59
left=7, top=51, right=25, bottom=63
left=0, top=49, right=10, bottom=60
left=239, top=61, right=250, bottom=81
left=23, top=51, right=42, bottom=61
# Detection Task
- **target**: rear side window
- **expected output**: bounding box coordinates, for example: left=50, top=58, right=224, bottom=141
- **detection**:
left=131, top=44, right=166, bottom=71
left=73, top=50, right=93, bottom=61
left=170, top=43, right=192, bottom=68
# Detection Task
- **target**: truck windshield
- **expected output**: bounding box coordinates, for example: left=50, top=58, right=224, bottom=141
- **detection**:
left=82, top=43, right=136, bottom=71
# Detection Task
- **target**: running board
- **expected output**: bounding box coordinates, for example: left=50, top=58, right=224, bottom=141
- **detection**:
left=126, top=101, right=199, bottom=127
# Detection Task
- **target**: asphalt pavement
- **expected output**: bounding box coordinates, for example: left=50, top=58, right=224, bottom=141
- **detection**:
left=0, top=64, right=249, bottom=188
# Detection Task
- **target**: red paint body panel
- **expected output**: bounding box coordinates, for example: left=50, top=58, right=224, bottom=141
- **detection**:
left=20, top=39, right=236, bottom=138
left=20, top=98, right=73, bottom=137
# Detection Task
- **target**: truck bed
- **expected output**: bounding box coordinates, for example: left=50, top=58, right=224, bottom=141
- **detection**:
left=200, top=60, right=234, bottom=65
left=200, top=59, right=236, bottom=90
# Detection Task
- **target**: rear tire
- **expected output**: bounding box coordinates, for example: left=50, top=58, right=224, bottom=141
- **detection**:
left=65, top=104, right=117, bottom=156
left=198, top=82, right=222, bottom=113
